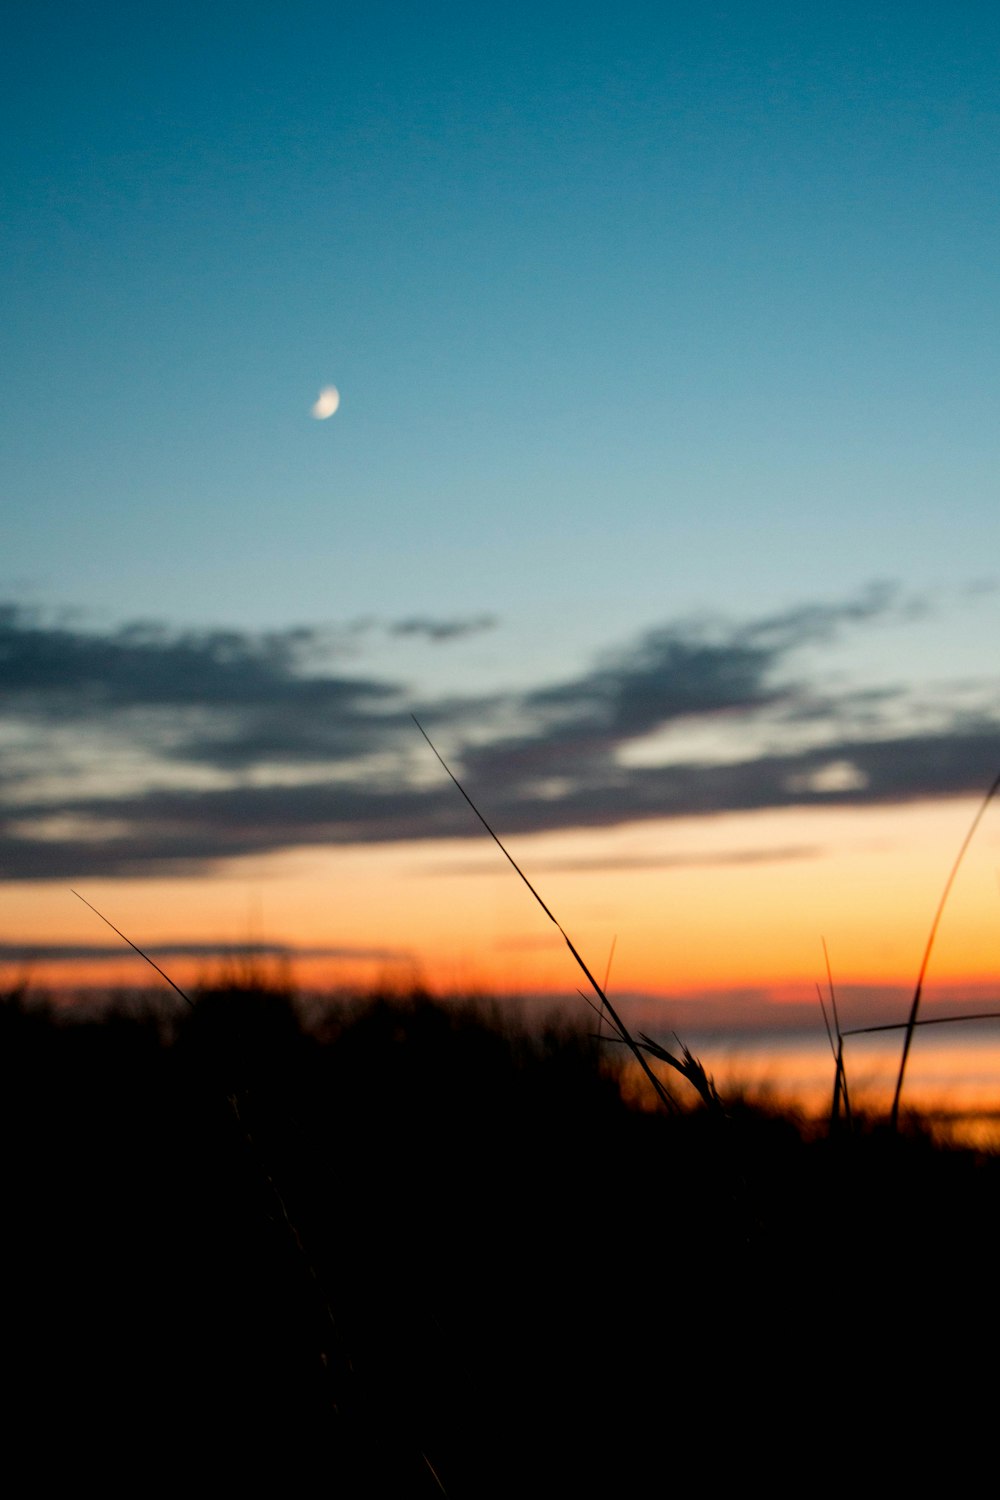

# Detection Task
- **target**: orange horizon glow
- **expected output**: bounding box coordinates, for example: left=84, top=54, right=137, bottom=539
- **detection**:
left=3, top=797, right=998, bottom=1024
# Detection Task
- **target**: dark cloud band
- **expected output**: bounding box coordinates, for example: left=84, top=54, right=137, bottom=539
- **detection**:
left=1, top=589, right=997, bottom=881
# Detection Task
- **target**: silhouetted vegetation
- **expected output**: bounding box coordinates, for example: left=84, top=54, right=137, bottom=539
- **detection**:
left=4, top=977, right=999, bottom=1491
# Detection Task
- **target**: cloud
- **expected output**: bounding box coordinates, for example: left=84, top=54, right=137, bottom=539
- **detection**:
left=388, top=614, right=498, bottom=643
left=0, top=609, right=360, bottom=708
left=462, top=629, right=781, bottom=783
left=734, top=580, right=921, bottom=652
left=1, top=588, right=997, bottom=881
left=0, top=940, right=408, bottom=966
left=0, top=607, right=408, bottom=768
left=427, top=845, right=823, bottom=876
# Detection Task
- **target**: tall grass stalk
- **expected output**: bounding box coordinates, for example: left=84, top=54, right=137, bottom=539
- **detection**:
left=635, top=1032, right=724, bottom=1113
left=817, top=938, right=851, bottom=1131
left=71, top=895, right=368, bottom=1466
left=72, top=889, right=195, bottom=1008
left=890, top=770, right=1000, bottom=1129
left=412, top=716, right=681, bottom=1113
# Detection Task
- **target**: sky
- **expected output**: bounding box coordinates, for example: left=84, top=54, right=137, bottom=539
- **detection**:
left=3, top=3, right=999, bottom=1061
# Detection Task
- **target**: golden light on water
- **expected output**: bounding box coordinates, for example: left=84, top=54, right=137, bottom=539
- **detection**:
left=618, top=1028, right=1000, bottom=1147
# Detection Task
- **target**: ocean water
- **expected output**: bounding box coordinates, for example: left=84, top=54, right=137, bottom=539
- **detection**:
left=627, top=1023, right=1000, bottom=1145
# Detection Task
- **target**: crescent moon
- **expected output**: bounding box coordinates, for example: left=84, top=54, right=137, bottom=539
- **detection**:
left=311, top=386, right=340, bottom=419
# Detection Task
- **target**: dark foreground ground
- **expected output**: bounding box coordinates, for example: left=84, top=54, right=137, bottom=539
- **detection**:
left=4, top=983, right=999, bottom=1492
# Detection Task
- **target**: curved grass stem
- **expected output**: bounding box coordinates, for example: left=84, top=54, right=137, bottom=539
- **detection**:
left=890, top=770, right=1000, bottom=1129
left=412, top=716, right=678, bottom=1113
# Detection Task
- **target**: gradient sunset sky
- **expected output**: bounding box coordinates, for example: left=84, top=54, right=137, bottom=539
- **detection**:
left=3, top=3, right=999, bottom=1035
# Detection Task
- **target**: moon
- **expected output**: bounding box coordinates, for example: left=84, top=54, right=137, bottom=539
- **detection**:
left=311, top=386, right=340, bottom=419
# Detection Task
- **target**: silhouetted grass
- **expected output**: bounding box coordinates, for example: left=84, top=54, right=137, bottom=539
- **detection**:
left=5, top=973, right=1000, bottom=1491
left=890, top=769, right=1000, bottom=1126
left=25, top=749, right=997, bottom=1488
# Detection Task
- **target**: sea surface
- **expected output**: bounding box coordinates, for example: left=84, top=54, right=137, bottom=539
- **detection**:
left=632, top=1022, right=1000, bottom=1145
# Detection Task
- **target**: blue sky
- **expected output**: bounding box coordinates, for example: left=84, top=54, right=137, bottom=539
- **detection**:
left=3, top=2, right=999, bottom=990
left=7, top=6, right=999, bottom=641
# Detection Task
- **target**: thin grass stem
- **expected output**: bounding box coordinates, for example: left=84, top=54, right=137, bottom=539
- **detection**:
left=890, top=770, right=1000, bottom=1129
left=821, top=937, right=851, bottom=1128
left=412, top=716, right=676, bottom=1113
left=72, top=890, right=195, bottom=1008
left=844, top=1010, right=1000, bottom=1037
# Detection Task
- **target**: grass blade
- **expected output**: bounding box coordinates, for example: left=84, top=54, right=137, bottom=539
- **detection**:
left=890, top=770, right=1000, bottom=1129
left=820, top=938, right=851, bottom=1129
left=72, top=889, right=195, bottom=1008
left=412, top=716, right=677, bottom=1113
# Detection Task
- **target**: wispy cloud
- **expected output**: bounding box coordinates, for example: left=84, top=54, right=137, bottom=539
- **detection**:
left=2, top=586, right=997, bottom=881
left=0, top=940, right=409, bottom=965
left=388, top=614, right=498, bottom=643
left=428, top=845, right=823, bottom=876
